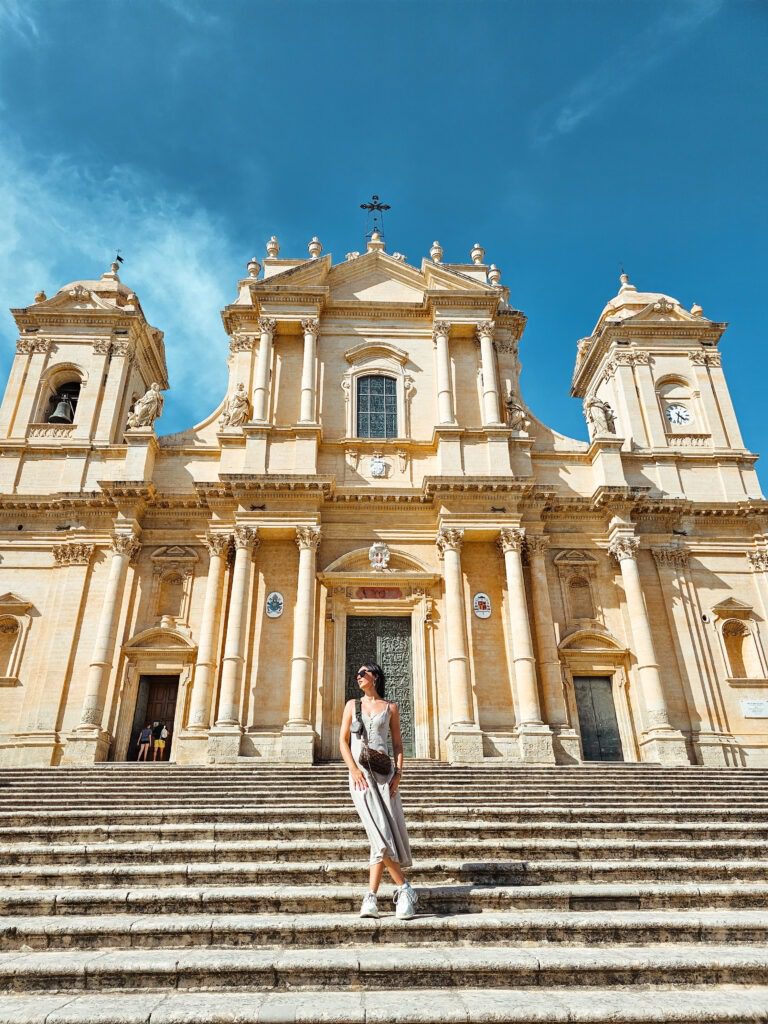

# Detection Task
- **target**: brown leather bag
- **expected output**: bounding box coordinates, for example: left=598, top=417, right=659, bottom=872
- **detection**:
left=355, top=699, right=393, bottom=777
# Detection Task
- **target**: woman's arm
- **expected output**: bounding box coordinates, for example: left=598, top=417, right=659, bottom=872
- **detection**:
left=389, top=702, right=404, bottom=794
left=339, top=698, right=368, bottom=791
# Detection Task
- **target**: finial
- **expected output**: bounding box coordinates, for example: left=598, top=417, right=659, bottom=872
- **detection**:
left=487, top=264, right=502, bottom=286
left=246, top=256, right=261, bottom=278
left=266, top=236, right=279, bottom=259
left=308, top=236, right=323, bottom=259
left=430, top=240, right=443, bottom=264
left=470, top=243, right=485, bottom=265
left=618, top=271, right=636, bottom=293
left=691, top=302, right=703, bottom=317
left=34, top=290, right=46, bottom=303
left=367, top=230, right=385, bottom=253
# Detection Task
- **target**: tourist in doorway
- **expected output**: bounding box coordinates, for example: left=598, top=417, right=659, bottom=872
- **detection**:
left=152, top=721, right=168, bottom=762
left=136, top=723, right=152, bottom=762
left=339, top=662, right=418, bottom=920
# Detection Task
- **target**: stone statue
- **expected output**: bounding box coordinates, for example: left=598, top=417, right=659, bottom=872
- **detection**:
left=503, top=383, right=529, bottom=431
left=126, top=382, right=164, bottom=429
left=219, top=383, right=250, bottom=429
left=584, top=395, right=616, bottom=437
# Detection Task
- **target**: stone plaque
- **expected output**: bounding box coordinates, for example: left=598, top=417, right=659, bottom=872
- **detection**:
left=473, top=593, right=492, bottom=618
left=356, top=587, right=402, bottom=600
left=265, top=592, right=284, bottom=618
left=741, top=699, right=768, bottom=718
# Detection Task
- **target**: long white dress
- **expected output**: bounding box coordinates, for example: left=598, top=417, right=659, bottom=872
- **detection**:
left=349, top=703, right=413, bottom=869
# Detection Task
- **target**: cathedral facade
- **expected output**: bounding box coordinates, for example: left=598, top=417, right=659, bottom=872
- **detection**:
left=0, top=232, right=765, bottom=768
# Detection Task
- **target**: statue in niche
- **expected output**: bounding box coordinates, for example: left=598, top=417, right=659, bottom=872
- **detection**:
left=503, top=382, right=530, bottom=431
left=219, top=383, right=251, bottom=429
left=126, top=382, right=164, bottom=429
left=584, top=395, right=617, bottom=437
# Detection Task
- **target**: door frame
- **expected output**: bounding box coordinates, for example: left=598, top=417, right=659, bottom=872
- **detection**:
left=572, top=675, right=625, bottom=762
left=317, top=570, right=441, bottom=761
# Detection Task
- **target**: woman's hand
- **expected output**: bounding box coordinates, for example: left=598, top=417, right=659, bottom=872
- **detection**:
left=389, top=772, right=400, bottom=796
left=350, top=768, right=369, bottom=791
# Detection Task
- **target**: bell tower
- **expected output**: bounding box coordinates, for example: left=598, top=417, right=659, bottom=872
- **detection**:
left=0, top=262, right=168, bottom=491
left=572, top=274, right=761, bottom=502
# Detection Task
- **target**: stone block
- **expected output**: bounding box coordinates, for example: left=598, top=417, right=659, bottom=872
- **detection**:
left=517, top=725, right=557, bottom=764
left=207, top=728, right=242, bottom=764
left=445, top=726, right=484, bottom=764
left=280, top=728, right=315, bottom=764
left=60, top=730, right=110, bottom=766
left=639, top=728, right=692, bottom=766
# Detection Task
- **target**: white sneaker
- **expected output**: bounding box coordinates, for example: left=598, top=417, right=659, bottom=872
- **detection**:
left=394, top=883, right=418, bottom=920
left=359, top=892, right=380, bottom=918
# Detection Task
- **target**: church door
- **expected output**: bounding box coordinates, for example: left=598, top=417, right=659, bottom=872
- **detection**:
left=128, top=675, right=179, bottom=761
left=345, top=616, right=415, bottom=757
left=573, top=675, right=624, bottom=761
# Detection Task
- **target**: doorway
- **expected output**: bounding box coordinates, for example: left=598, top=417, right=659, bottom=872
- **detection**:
left=345, top=616, right=415, bottom=757
left=128, top=674, right=179, bottom=761
left=573, top=675, right=624, bottom=761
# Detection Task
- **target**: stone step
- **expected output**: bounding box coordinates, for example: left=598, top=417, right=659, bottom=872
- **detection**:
left=3, top=857, right=766, bottom=888
left=2, top=835, right=764, bottom=867
left=0, top=987, right=766, bottom=1024
left=6, top=880, right=768, bottom=917
left=2, top=909, right=768, bottom=952
left=1, top=943, right=767, bottom=992
left=1, top=818, right=761, bottom=844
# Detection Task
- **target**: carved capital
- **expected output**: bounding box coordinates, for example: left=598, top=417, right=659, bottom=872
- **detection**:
left=300, top=317, right=320, bottom=337
left=258, top=316, right=277, bottom=337
left=295, top=525, right=321, bottom=552
left=475, top=320, right=495, bottom=343
left=205, top=532, right=232, bottom=558
left=16, top=337, right=50, bottom=355
left=433, top=320, right=451, bottom=342
left=229, top=337, right=255, bottom=354
left=525, top=534, right=550, bottom=557
left=748, top=550, right=768, bottom=572
left=111, top=531, right=141, bottom=562
left=690, top=348, right=721, bottom=367
left=93, top=339, right=112, bottom=355
left=652, top=543, right=689, bottom=569
left=436, top=527, right=464, bottom=557
left=609, top=536, right=639, bottom=563
left=233, top=525, right=260, bottom=552
left=53, top=542, right=95, bottom=567
left=497, top=527, right=525, bottom=555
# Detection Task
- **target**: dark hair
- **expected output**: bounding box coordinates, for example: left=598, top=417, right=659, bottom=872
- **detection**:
left=359, top=662, right=386, bottom=698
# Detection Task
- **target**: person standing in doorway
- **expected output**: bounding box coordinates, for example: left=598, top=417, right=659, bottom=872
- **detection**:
left=151, top=721, right=165, bottom=762
left=339, top=662, right=418, bottom=920
left=137, top=723, right=152, bottom=762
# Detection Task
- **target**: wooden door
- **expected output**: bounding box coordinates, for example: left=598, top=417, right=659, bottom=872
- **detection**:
left=573, top=676, right=624, bottom=762
left=345, top=616, right=414, bottom=757
left=144, top=675, right=179, bottom=760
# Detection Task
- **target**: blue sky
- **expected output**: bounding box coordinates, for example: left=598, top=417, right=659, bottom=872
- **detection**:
left=0, top=0, right=766, bottom=458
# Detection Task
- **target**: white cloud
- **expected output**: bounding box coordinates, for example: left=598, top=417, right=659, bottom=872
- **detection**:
left=0, top=0, right=39, bottom=43
left=532, top=0, right=724, bottom=146
left=0, top=135, right=247, bottom=433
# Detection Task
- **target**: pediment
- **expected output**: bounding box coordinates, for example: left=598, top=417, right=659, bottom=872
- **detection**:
left=625, top=299, right=697, bottom=324
left=124, top=626, right=197, bottom=653
left=0, top=592, right=33, bottom=614
left=554, top=549, right=599, bottom=565
left=560, top=628, right=625, bottom=652
left=422, top=261, right=495, bottom=294
left=712, top=597, right=754, bottom=619
left=35, top=287, right=116, bottom=313
left=329, top=253, right=426, bottom=303
left=323, top=546, right=432, bottom=574
left=259, top=255, right=331, bottom=288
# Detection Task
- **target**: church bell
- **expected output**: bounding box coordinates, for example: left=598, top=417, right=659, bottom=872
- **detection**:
left=48, top=395, right=74, bottom=424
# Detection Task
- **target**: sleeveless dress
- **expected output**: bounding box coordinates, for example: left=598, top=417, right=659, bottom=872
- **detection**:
left=349, top=702, right=413, bottom=868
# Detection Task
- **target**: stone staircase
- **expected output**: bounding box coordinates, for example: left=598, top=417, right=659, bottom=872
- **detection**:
left=0, top=763, right=767, bottom=1022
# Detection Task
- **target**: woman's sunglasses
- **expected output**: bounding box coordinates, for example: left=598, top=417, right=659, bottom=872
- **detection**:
left=356, top=670, right=369, bottom=678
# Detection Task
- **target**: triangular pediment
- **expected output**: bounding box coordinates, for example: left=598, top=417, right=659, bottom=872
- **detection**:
left=554, top=549, right=599, bottom=564
left=0, top=592, right=33, bottom=613
left=625, top=299, right=698, bottom=324
left=328, top=251, right=426, bottom=303
left=35, top=287, right=117, bottom=313
left=257, top=255, right=331, bottom=289
left=712, top=597, right=754, bottom=619
left=422, top=260, right=495, bottom=294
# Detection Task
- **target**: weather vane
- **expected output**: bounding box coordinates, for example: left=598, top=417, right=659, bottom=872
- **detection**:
left=360, top=194, right=390, bottom=240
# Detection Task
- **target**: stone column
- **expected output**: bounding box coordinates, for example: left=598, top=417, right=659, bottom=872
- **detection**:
left=209, top=525, right=258, bottom=762
left=525, top=534, right=579, bottom=762
left=252, top=316, right=277, bottom=422
left=609, top=530, right=690, bottom=764
left=283, top=525, right=321, bottom=763
left=299, top=317, right=319, bottom=424
left=476, top=320, right=502, bottom=427
left=183, top=532, right=232, bottom=744
left=64, top=530, right=140, bottom=763
left=498, top=528, right=555, bottom=763
left=436, top=527, right=483, bottom=762
left=433, top=320, right=455, bottom=425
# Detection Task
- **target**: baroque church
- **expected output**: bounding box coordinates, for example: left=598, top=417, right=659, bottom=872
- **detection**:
left=0, top=230, right=765, bottom=769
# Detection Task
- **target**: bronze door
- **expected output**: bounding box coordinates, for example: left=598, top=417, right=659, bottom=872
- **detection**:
left=345, top=616, right=414, bottom=757
left=573, top=676, right=624, bottom=762
left=143, top=676, right=179, bottom=760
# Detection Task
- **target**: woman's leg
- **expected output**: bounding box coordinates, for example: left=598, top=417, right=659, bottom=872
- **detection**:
left=382, top=854, right=405, bottom=886
left=368, top=861, right=385, bottom=894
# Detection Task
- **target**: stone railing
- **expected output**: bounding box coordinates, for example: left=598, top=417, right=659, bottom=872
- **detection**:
left=28, top=423, right=77, bottom=439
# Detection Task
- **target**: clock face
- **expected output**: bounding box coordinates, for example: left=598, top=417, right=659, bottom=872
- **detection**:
left=666, top=404, right=692, bottom=426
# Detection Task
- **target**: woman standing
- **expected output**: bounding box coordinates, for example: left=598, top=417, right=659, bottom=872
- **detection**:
left=339, top=662, right=418, bottom=920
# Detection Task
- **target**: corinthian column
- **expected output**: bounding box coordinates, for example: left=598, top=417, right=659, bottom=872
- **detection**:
left=476, top=320, right=502, bottom=426
left=436, top=527, right=483, bottom=762
left=208, top=526, right=258, bottom=762
left=609, top=529, right=690, bottom=764
left=283, top=525, right=321, bottom=763
left=252, top=316, right=277, bottom=422
left=64, top=530, right=140, bottom=763
left=433, top=320, right=455, bottom=425
left=187, top=532, right=231, bottom=731
left=299, top=318, right=319, bottom=424
left=498, top=528, right=555, bottom=762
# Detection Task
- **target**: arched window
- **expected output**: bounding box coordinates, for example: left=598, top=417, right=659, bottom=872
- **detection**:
left=722, top=618, right=762, bottom=679
left=357, top=375, right=397, bottom=438
left=46, top=380, right=81, bottom=424
left=657, top=377, right=694, bottom=431
left=569, top=576, right=594, bottom=619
